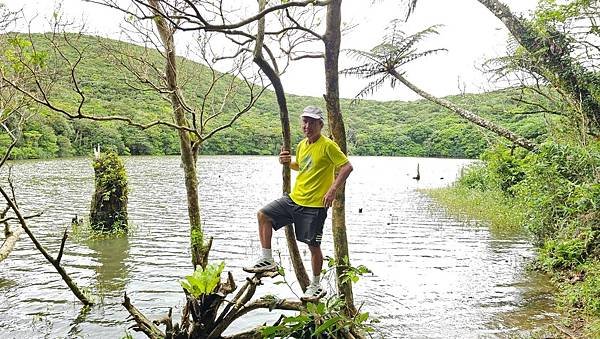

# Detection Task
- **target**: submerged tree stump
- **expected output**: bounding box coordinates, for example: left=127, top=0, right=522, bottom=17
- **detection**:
left=90, top=151, right=128, bottom=231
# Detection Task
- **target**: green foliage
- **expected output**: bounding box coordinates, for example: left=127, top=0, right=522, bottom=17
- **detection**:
left=90, top=151, right=129, bottom=231
left=179, top=262, right=225, bottom=298
left=431, top=139, right=600, bottom=333
left=538, top=225, right=594, bottom=270
left=534, top=0, right=595, bottom=27
left=190, top=228, right=204, bottom=249
left=325, top=256, right=372, bottom=285
left=559, top=261, right=600, bottom=325
left=425, top=184, right=526, bottom=239
left=456, top=163, right=492, bottom=191
left=264, top=259, right=376, bottom=338
left=456, top=143, right=529, bottom=196
left=261, top=297, right=376, bottom=339
left=93, top=152, right=128, bottom=199
left=514, top=142, right=600, bottom=244
left=0, top=34, right=550, bottom=160
left=480, top=144, right=528, bottom=195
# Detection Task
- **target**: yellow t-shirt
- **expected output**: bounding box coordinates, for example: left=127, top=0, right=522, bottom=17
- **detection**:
left=289, top=135, right=349, bottom=207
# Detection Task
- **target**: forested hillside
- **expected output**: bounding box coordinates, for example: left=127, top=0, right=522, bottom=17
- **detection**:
left=0, top=34, right=548, bottom=159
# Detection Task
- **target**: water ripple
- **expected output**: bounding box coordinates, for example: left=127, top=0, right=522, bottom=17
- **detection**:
left=0, top=156, right=556, bottom=338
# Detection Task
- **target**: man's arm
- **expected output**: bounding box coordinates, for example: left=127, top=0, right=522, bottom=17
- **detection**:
left=323, top=162, right=353, bottom=208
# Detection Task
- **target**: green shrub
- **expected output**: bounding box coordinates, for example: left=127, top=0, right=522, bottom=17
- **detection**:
left=560, top=261, right=600, bottom=319
left=456, top=163, right=492, bottom=191
left=515, top=142, right=600, bottom=244
left=481, top=143, right=527, bottom=195
left=539, top=224, right=596, bottom=270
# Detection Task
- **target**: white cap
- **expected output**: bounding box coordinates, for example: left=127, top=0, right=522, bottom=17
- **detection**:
left=301, top=106, right=324, bottom=121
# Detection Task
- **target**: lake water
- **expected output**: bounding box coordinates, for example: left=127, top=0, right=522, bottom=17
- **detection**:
left=0, top=156, right=557, bottom=338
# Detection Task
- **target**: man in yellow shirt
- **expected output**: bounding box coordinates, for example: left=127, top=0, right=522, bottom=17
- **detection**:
left=244, top=106, right=353, bottom=299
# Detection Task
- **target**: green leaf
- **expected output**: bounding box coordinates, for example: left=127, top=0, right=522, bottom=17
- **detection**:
left=316, top=302, right=326, bottom=314
left=355, top=312, right=369, bottom=323
left=277, top=266, right=285, bottom=276
left=179, top=261, right=225, bottom=298
left=307, top=302, right=317, bottom=314
left=314, top=316, right=341, bottom=335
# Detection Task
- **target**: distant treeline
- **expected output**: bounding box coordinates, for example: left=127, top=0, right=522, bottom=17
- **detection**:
left=0, top=35, right=548, bottom=160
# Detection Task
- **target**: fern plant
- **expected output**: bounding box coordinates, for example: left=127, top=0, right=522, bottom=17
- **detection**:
left=341, top=21, right=446, bottom=100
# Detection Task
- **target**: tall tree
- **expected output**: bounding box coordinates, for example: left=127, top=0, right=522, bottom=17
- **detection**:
left=149, top=0, right=208, bottom=268
left=251, top=0, right=311, bottom=290
left=403, top=0, right=600, bottom=138
left=1, top=6, right=264, bottom=269
left=322, top=0, right=356, bottom=314
left=343, top=24, right=537, bottom=151
left=129, top=0, right=359, bottom=308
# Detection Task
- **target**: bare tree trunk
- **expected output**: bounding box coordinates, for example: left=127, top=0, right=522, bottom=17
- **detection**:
left=323, top=0, right=355, bottom=315
left=149, top=0, right=208, bottom=269
left=390, top=69, right=537, bottom=151
left=253, top=0, right=310, bottom=291
left=477, top=0, right=600, bottom=136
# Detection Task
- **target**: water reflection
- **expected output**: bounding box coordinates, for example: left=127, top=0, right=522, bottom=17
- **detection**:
left=488, top=271, right=558, bottom=336
left=66, top=305, right=91, bottom=338
left=87, top=236, right=130, bottom=296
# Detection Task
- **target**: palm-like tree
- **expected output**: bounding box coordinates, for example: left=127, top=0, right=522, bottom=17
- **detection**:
left=400, top=0, right=600, bottom=137
left=342, top=21, right=537, bottom=151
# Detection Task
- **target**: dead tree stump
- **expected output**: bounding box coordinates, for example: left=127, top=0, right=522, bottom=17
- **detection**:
left=90, top=151, right=128, bottom=231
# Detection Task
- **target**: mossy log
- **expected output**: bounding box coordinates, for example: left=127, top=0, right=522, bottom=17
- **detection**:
left=90, top=151, right=128, bottom=231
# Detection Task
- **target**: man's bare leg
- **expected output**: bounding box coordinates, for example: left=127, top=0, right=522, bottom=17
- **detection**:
left=243, top=211, right=276, bottom=273
left=302, top=244, right=325, bottom=299
left=257, top=210, right=273, bottom=249
left=308, top=244, right=323, bottom=284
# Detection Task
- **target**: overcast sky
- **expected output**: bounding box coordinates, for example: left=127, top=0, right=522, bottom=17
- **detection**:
left=3, top=0, right=538, bottom=101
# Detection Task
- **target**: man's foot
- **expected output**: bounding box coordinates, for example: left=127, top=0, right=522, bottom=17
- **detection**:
left=301, top=283, right=326, bottom=301
left=243, top=257, right=277, bottom=273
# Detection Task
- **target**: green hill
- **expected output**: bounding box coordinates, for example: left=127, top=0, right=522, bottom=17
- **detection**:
left=0, top=34, right=548, bottom=159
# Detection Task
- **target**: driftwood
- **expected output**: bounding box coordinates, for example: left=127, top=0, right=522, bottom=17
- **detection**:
left=123, top=267, right=370, bottom=339
left=1, top=204, right=22, bottom=262
left=0, top=223, right=22, bottom=262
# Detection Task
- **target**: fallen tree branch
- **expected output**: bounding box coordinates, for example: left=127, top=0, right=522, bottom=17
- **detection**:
left=0, top=211, right=45, bottom=224
left=0, top=185, right=93, bottom=305
left=123, top=292, right=165, bottom=339
left=208, top=271, right=300, bottom=338
left=0, top=224, right=23, bottom=262
left=56, top=225, right=69, bottom=264
left=124, top=269, right=309, bottom=339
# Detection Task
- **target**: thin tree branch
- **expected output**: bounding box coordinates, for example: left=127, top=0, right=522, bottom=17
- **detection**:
left=0, top=186, right=93, bottom=305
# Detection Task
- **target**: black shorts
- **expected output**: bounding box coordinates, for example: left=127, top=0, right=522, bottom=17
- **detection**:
left=260, top=195, right=327, bottom=246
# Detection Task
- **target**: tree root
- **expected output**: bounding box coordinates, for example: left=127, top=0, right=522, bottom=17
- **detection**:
left=123, top=270, right=304, bottom=339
